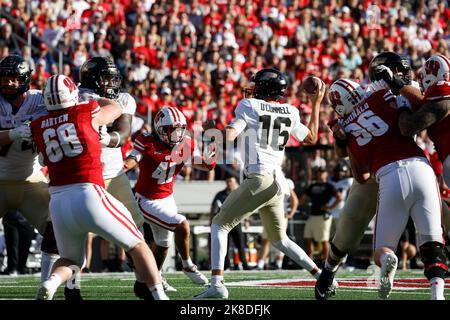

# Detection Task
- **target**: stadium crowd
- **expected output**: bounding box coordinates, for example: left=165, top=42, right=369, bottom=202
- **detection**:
left=0, top=0, right=449, bottom=275
left=0, top=0, right=449, bottom=151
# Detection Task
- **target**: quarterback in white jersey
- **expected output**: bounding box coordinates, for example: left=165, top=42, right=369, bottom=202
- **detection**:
left=195, top=68, right=327, bottom=299
left=76, top=56, right=148, bottom=300
left=0, top=55, right=58, bottom=285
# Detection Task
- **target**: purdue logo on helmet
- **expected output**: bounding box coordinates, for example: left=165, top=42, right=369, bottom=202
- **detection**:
left=0, top=55, right=32, bottom=100
left=368, top=51, right=411, bottom=84
left=154, top=107, right=187, bottom=147
left=79, top=56, right=122, bottom=99
left=244, top=68, right=288, bottom=100
left=418, top=55, right=450, bottom=91
left=43, top=75, right=79, bottom=111
left=328, top=79, right=365, bottom=116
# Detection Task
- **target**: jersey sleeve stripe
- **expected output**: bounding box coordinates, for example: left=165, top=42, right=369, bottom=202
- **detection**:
left=134, top=144, right=145, bottom=152
left=134, top=140, right=145, bottom=148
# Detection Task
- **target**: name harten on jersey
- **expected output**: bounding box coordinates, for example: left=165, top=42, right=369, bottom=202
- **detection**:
left=79, top=88, right=136, bottom=179
left=0, top=90, right=46, bottom=181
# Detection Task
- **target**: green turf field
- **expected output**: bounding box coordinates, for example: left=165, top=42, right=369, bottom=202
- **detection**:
left=0, top=269, right=447, bottom=300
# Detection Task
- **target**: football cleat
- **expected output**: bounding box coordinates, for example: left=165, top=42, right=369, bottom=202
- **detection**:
left=64, top=287, right=83, bottom=301
left=161, top=277, right=177, bottom=292
left=133, top=280, right=154, bottom=300
left=36, top=285, right=55, bottom=300
left=378, top=252, right=398, bottom=299
left=183, top=265, right=209, bottom=285
left=315, top=269, right=337, bottom=300
left=194, top=282, right=229, bottom=299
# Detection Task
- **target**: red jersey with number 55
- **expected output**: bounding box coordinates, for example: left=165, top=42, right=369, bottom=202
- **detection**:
left=424, top=81, right=450, bottom=163
left=339, top=89, right=425, bottom=174
left=133, top=133, right=199, bottom=199
left=30, top=100, right=104, bottom=187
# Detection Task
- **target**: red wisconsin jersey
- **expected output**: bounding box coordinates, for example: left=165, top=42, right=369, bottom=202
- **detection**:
left=31, top=100, right=104, bottom=187
left=133, top=133, right=199, bottom=199
left=340, top=89, right=425, bottom=174
left=424, top=81, right=450, bottom=163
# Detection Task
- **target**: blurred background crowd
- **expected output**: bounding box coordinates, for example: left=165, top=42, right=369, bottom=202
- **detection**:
left=0, top=0, right=449, bottom=272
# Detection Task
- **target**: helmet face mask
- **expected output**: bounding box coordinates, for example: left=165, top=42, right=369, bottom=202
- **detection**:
left=246, top=68, right=288, bottom=100
left=80, top=57, right=122, bottom=99
left=0, top=55, right=32, bottom=100
left=157, top=124, right=187, bottom=147
left=154, top=107, right=187, bottom=147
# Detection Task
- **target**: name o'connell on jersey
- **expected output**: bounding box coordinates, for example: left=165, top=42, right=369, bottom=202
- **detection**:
left=228, top=98, right=309, bottom=176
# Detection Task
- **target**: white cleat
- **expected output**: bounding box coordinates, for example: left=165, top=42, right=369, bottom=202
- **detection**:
left=183, top=265, right=209, bottom=285
left=36, top=286, right=55, bottom=300
left=378, top=253, right=398, bottom=299
left=194, top=283, right=229, bottom=299
left=161, top=277, right=177, bottom=292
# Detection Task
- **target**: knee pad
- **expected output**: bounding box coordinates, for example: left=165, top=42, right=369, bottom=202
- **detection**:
left=419, top=241, right=448, bottom=280
left=41, top=221, right=59, bottom=254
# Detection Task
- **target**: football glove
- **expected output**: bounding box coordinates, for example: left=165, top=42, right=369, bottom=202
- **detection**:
left=9, top=123, right=32, bottom=142
left=99, top=125, right=111, bottom=146
left=373, top=65, right=407, bottom=94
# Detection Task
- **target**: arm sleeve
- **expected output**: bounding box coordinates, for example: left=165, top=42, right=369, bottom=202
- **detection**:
left=227, top=99, right=252, bottom=136
left=291, top=109, right=310, bottom=142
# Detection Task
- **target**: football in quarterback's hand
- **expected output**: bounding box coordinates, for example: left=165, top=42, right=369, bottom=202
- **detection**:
left=301, top=76, right=323, bottom=94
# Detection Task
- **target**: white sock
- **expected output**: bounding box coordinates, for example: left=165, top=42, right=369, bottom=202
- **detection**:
left=43, top=274, right=62, bottom=293
left=276, top=255, right=284, bottom=269
left=211, top=223, right=229, bottom=270
left=149, top=283, right=169, bottom=300
left=272, top=237, right=317, bottom=273
left=211, top=275, right=224, bottom=286
left=257, top=259, right=265, bottom=270
left=40, top=252, right=59, bottom=283
left=430, top=277, right=445, bottom=300
left=65, top=268, right=81, bottom=289
left=182, top=257, right=194, bottom=269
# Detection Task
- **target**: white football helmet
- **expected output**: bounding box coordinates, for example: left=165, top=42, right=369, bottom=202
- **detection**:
left=154, top=106, right=187, bottom=146
left=418, top=55, right=450, bottom=92
left=43, top=75, right=79, bottom=111
left=328, top=78, right=365, bottom=116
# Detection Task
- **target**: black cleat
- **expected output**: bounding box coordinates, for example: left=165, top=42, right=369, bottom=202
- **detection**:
left=134, top=280, right=154, bottom=300
left=315, top=269, right=337, bottom=301
left=64, top=287, right=83, bottom=301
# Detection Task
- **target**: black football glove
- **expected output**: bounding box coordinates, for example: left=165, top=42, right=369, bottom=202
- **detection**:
left=373, top=65, right=407, bottom=95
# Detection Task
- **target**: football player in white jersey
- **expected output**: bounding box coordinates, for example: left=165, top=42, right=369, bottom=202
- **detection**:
left=195, top=68, right=327, bottom=299
left=68, top=56, right=148, bottom=300
left=0, top=55, right=59, bottom=285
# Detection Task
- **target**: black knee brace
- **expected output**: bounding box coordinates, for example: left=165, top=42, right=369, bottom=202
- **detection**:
left=419, top=241, right=448, bottom=280
left=41, top=221, right=59, bottom=254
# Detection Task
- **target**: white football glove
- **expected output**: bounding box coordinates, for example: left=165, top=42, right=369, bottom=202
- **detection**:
left=367, top=79, right=390, bottom=93
left=99, top=125, right=111, bottom=147
left=8, top=124, right=32, bottom=142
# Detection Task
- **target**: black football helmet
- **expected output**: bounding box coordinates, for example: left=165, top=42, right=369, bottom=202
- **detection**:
left=79, top=56, right=122, bottom=99
left=245, top=68, right=288, bottom=100
left=0, top=55, right=32, bottom=100
left=368, top=51, right=411, bottom=84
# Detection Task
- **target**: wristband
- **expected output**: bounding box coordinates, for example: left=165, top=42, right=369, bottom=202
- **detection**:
left=110, top=131, right=121, bottom=148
